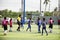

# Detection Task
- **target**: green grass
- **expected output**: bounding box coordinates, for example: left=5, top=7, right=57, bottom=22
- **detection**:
left=0, top=24, right=60, bottom=40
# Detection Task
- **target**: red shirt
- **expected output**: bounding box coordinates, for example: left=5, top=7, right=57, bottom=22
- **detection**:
left=58, top=19, right=60, bottom=24
left=10, top=20, right=12, bottom=26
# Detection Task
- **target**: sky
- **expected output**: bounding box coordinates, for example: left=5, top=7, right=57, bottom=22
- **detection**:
left=0, top=0, right=58, bottom=12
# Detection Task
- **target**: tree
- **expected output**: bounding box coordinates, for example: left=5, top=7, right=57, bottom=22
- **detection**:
left=54, top=7, right=57, bottom=11
left=2, top=9, right=9, bottom=17
left=44, top=11, right=53, bottom=16
left=53, top=7, right=58, bottom=16
left=43, top=0, right=50, bottom=11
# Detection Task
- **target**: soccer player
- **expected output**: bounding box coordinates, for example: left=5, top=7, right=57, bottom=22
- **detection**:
left=9, top=18, right=12, bottom=32
left=2, top=17, right=8, bottom=35
left=17, top=15, right=21, bottom=31
left=26, top=18, right=31, bottom=32
left=42, top=18, right=48, bottom=36
left=49, top=18, right=54, bottom=33
left=37, top=17, right=42, bottom=33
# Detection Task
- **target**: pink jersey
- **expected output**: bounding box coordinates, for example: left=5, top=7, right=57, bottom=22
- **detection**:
left=2, top=19, right=8, bottom=25
left=49, top=20, right=54, bottom=24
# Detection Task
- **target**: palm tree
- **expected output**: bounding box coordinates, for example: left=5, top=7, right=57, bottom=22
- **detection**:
left=43, top=0, right=50, bottom=11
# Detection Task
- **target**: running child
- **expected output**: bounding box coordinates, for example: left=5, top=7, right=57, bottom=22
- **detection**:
left=26, top=18, right=31, bottom=32
left=42, top=18, right=48, bottom=36
left=49, top=18, right=54, bottom=33
left=9, top=18, right=12, bottom=32
left=2, top=17, right=8, bottom=35
left=37, top=17, right=42, bottom=33
left=17, top=15, right=21, bottom=31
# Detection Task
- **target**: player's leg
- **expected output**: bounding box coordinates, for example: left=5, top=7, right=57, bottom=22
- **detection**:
left=26, top=27, right=29, bottom=31
left=50, top=24, right=53, bottom=33
left=49, top=24, right=52, bottom=33
left=4, top=25, right=7, bottom=35
left=17, top=22, right=20, bottom=31
left=38, top=25, right=40, bottom=33
left=45, top=28, right=48, bottom=36
left=29, top=26, right=31, bottom=32
left=42, top=28, right=43, bottom=35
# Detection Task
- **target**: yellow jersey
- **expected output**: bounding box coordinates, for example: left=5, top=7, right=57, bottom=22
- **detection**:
left=17, top=17, right=21, bottom=22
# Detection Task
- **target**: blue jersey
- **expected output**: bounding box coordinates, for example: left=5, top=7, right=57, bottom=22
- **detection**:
left=37, top=20, right=42, bottom=26
left=21, top=18, right=23, bottom=24
left=28, top=19, right=31, bottom=28
left=28, top=19, right=31, bottom=25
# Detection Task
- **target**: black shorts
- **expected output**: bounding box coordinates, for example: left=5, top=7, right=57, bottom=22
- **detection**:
left=17, top=21, right=21, bottom=25
left=42, top=27, right=46, bottom=29
left=3, top=25, right=7, bottom=30
left=49, top=24, right=53, bottom=29
left=58, top=23, right=60, bottom=25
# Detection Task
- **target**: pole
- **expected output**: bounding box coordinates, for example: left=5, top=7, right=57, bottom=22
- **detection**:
left=21, top=0, right=25, bottom=24
left=40, top=0, right=41, bottom=16
left=23, top=0, right=25, bottom=24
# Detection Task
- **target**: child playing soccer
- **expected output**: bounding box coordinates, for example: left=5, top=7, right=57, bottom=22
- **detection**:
left=2, top=17, right=8, bottom=35
left=37, top=17, right=42, bottom=33
left=42, top=18, right=48, bottom=36
left=26, top=18, right=31, bottom=32
left=49, top=18, right=54, bottom=33
left=17, top=15, right=21, bottom=31
left=9, top=18, right=12, bottom=32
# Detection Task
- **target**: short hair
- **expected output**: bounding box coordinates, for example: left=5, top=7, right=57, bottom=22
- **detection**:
left=38, top=17, right=40, bottom=20
left=10, top=18, right=12, bottom=21
left=19, top=15, right=21, bottom=17
left=10, top=18, right=12, bottom=20
left=50, top=18, right=52, bottom=20
left=29, top=18, right=31, bottom=20
left=4, top=17, right=6, bottom=19
left=43, top=18, right=45, bottom=21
